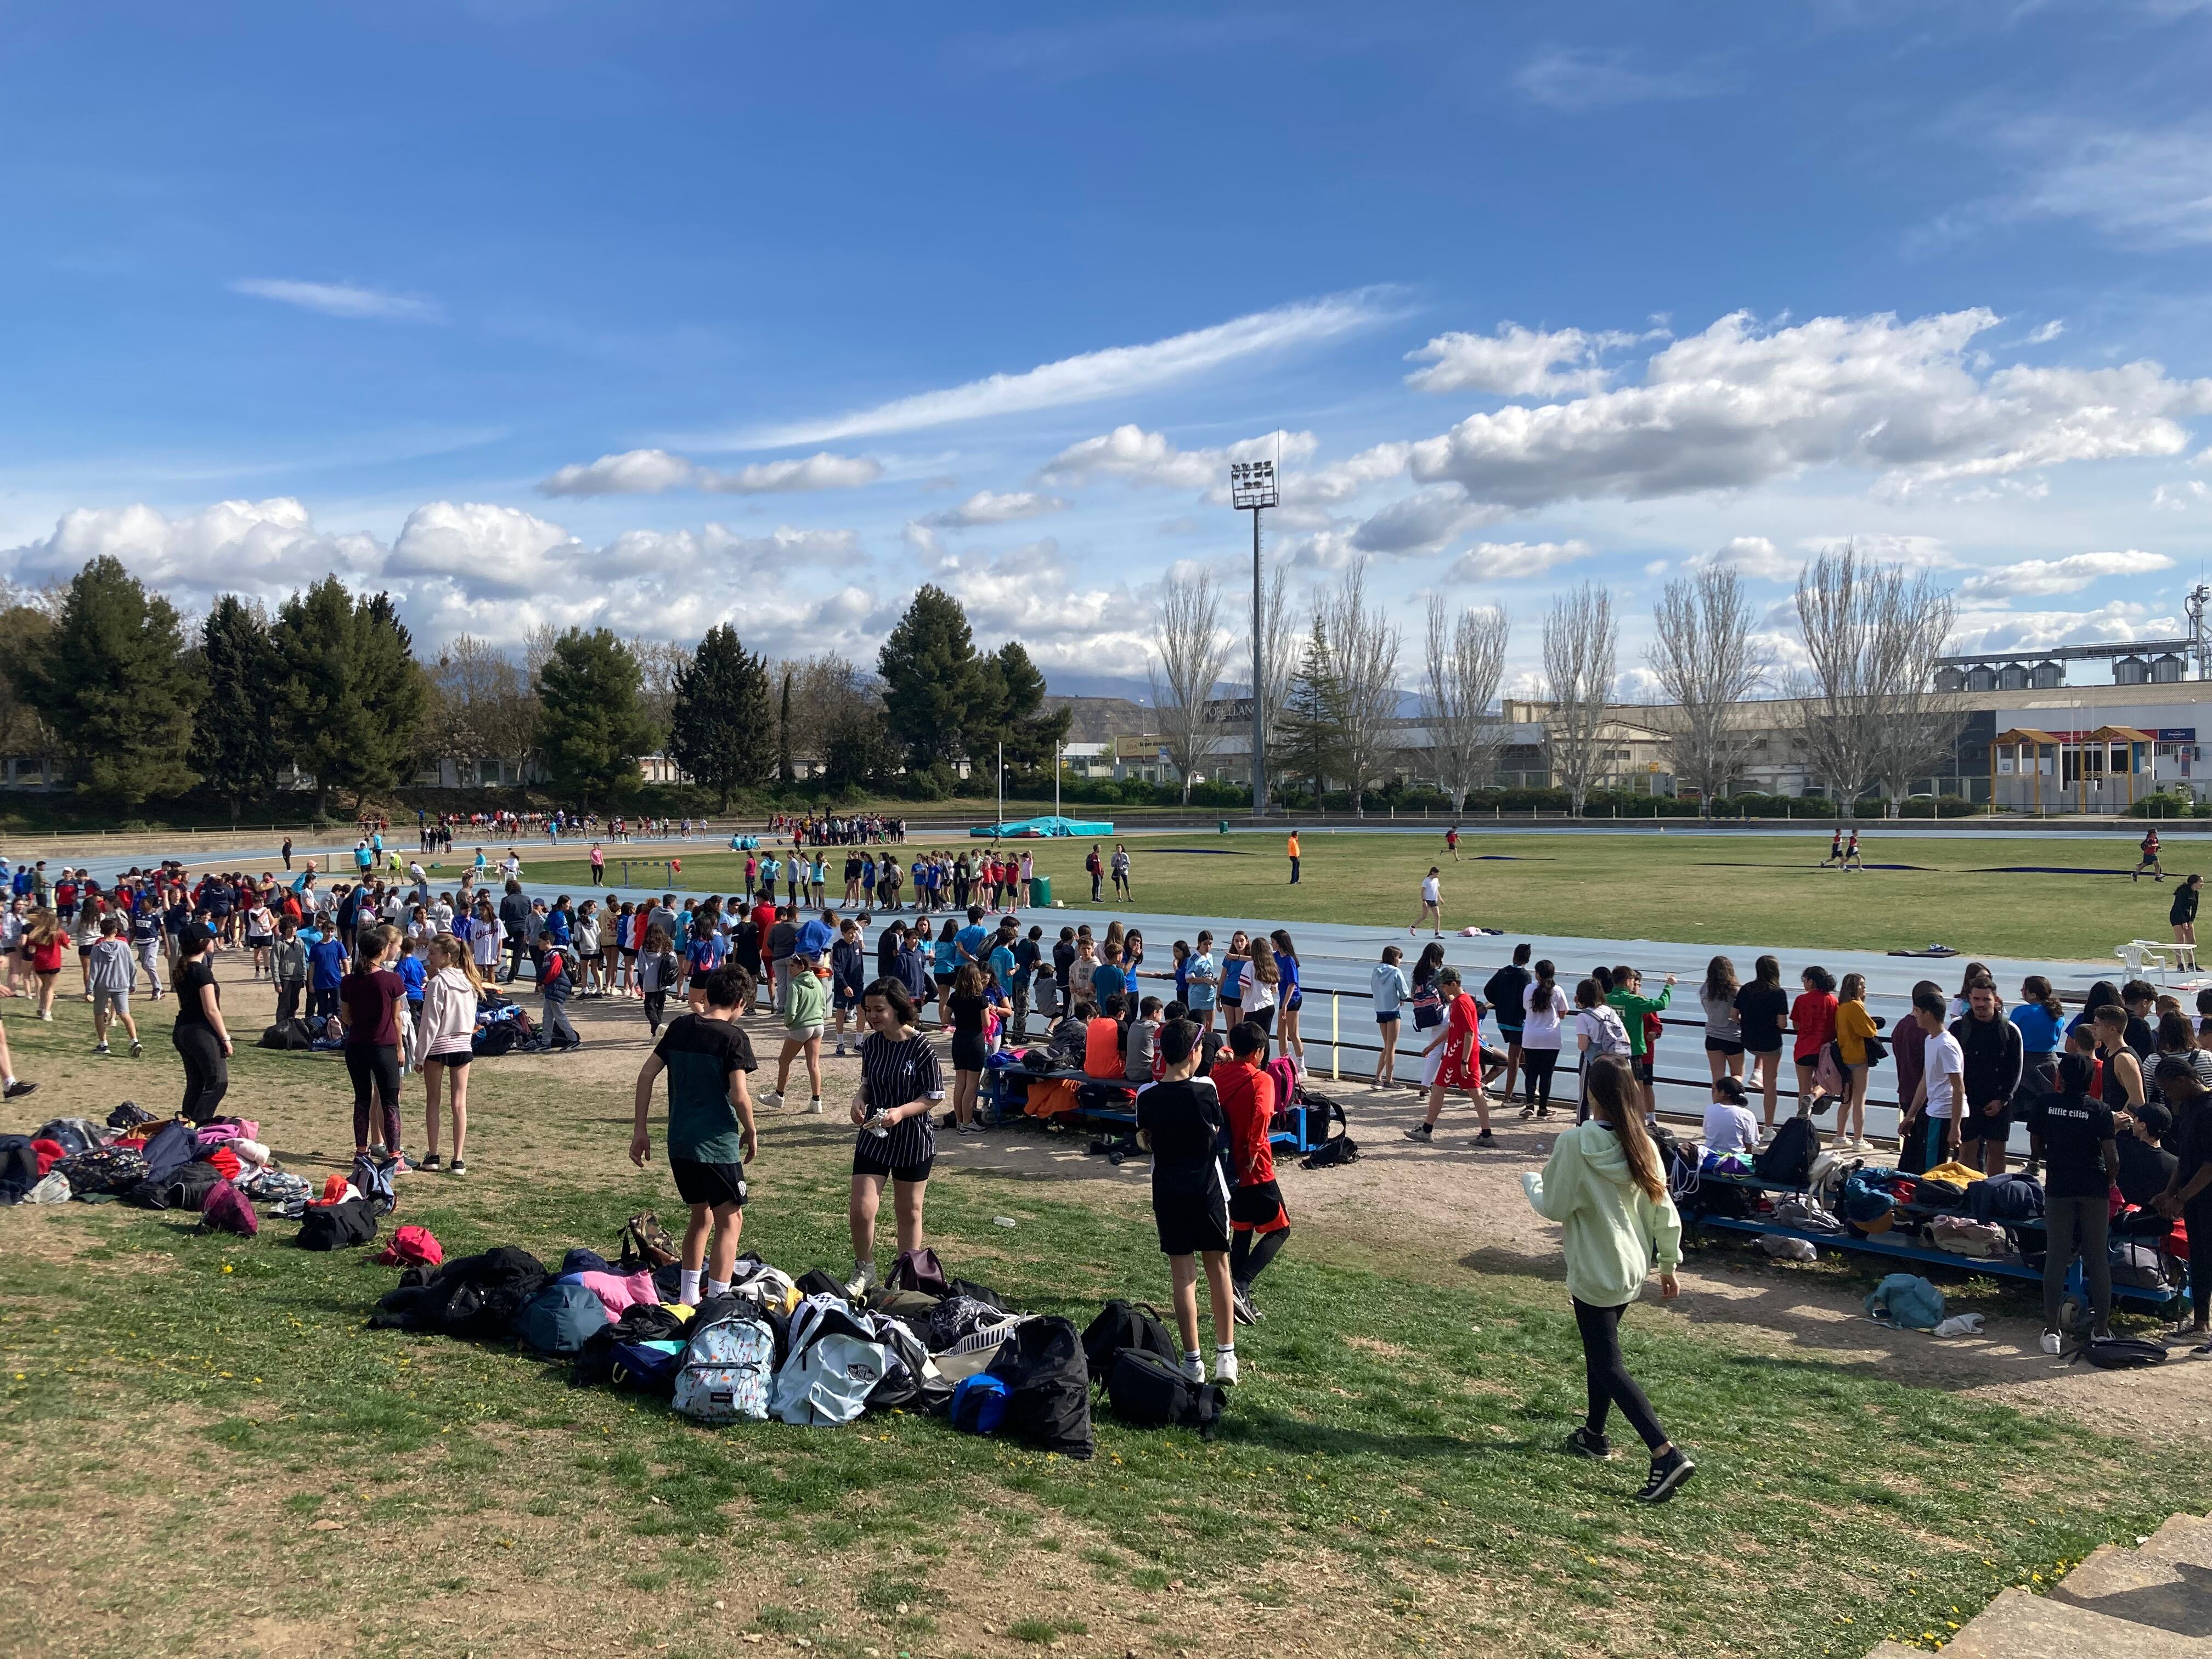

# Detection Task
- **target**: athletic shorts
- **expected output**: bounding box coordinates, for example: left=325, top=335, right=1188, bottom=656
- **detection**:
left=1153, top=1188, right=1232, bottom=1257
left=670, top=1157, right=748, bottom=1209
left=1375, top=1011, right=1400, bottom=1026
left=834, top=986, right=860, bottom=1012
left=1496, top=1025, right=1523, bottom=1047
left=92, top=988, right=129, bottom=1020
left=1958, top=1108, right=2012, bottom=1142
left=951, top=1030, right=991, bottom=1072
left=426, top=1049, right=472, bottom=1068
left=1631, top=1056, right=1654, bottom=1084
left=1230, top=1178, right=1288, bottom=1234
left=1479, top=1045, right=1509, bottom=1070
left=853, top=1144, right=934, bottom=1184
left=1704, top=1036, right=1745, bottom=1056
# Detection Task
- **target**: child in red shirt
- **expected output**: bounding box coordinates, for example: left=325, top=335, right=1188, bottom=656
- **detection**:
left=1791, top=966, right=1839, bottom=1112
left=1212, top=1021, right=1290, bottom=1324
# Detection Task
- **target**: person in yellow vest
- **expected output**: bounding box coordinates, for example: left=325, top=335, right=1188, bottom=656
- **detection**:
left=1286, top=831, right=1301, bottom=886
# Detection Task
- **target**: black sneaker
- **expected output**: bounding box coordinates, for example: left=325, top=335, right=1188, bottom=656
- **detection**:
left=1635, top=1450, right=1697, bottom=1505
left=3, top=1080, right=37, bottom=1100
left=1231, top=1284, right=1261, bottom=1326
left=417, top=1154, right=441, bottom=1172
left=1404, top=1122, right=1433, bottom=1142
left=449, top=1159, right=466, bottom=1177
left=1564, top=1426, right=1613, bottom=1460
left=1475, top=1128, right=1497, bottom=1147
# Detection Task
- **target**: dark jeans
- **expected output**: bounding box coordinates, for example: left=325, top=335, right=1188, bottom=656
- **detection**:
left=345, top=1043, right=403, bottom=1152
left=1572, top=1297, right=1668, bottom=1454
left=309, top=986, right=340, bottom=1023
left=1289, top=856, right=1300, bottom=884
left=2042, top=1194, right=2111, bottom=1332
left=2191, top=1196, right=2212, bottom=1328
left=274, top=980, right=302, bottom=1025
left=173, top=1022, right=228, bottom=1125
left=644, top=991, right=667, bottom=1034
left=1522, top=1047, right=1561, bottom=1109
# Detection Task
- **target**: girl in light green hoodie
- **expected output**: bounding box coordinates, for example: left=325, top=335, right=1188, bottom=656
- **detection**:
left=1522, top=1053, right=1696, bottom=1504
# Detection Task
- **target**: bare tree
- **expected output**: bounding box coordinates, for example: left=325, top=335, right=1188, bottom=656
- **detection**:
left=1794, top=544, right=1956, bottom=819
left=1423, top=596, right=1510, bottom=811
left=1238, top=563, right=1300, bottom=804
left=1321, top=559, right=1403, bottom=818
left=1647, top=568, right=1768, bottom=815
left=1541, top=582, right=1618, bottom=816
left=1148, top=569, right=1235, bottom=804
left=629, top=637, right=689, bottom=752
left=426, top=635, right=538, bottom=783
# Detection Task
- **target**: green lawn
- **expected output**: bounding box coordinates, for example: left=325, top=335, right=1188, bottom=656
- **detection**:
left=491, top=830, right=2187, bottom=960
left=0, top=992, right=2203, bottom=1657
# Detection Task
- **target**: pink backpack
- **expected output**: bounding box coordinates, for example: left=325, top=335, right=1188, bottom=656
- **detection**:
left=1265, top=1057, right=1301, bottom=1124
left=376, top=1224, right=443, bottom=1268
left=199, top=1180, right=259, bottom=1238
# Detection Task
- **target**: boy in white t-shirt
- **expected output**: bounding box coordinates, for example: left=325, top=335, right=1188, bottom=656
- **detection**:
left=1906, top=989, right=1965, bottom=1170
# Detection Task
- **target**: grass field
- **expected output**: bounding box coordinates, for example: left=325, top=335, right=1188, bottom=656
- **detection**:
left=3, top=976, right=2208, bottom=1658
left=504, top=830, right=2187, bottom=961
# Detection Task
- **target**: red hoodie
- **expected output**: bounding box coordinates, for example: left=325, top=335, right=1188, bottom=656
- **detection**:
left=1210, top=1057, right=1278, bottom=1188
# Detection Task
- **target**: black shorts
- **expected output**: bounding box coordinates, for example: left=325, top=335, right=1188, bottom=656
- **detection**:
left=854, top=1145, right=934, bottom=1184
left=1959, top=1108, right=2012, bottom=1142
left=670, top=1156, right=748, bottom=1209
left=1375, top=1011, right=1400, bottom=1026
left=1246, top=1006, right=1276, bottom=1034
left=951, top=1030, right=990, bottom=1071
left=1704, top=1036, right=1745, bottom=1056
left=426, top=1050, right=472, bottom=1069
left=1229, top=1178, right=1287, bottom=1231
left=1497, top=1026, right=1524, bottom=1048
left=1153, top=1188, right=1232, bottom=1257
left=1745, top=1042, right=1781, bottom=1059
left=1631, top=1056, right=1654, bottom=1084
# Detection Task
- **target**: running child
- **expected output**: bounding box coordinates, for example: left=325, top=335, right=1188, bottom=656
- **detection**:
left=628, top=966, right=759, bottom=1306
left=2136, top=826, right=2165, bottom=883
left=1411, top=867, right=1444, bottom=936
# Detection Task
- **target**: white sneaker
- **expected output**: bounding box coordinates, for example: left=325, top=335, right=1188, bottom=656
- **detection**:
left=843, top=1262, right=877, bottom=1301
left=1212, top=1348, right=1240, bottom=1386
left=759, top=1091, right=782, bottom=1110
left=808, top=1097, right=823, bottom=1115
left=1180, top=1354, right=1204, bottom=1384
left=2039, top=1330, right=2062, bottom=1356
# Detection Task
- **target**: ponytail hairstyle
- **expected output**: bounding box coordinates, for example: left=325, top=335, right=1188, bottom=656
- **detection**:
left=1585, top=1054, right=1666, bottom=1201
left=2022, top=974, right=2062, bottom=1023
left=1753, top=953, right=1782, bottom=990
left=1703, top=955, right=1738, bottom=1003
left=1956, top=960, right=1991, bottom=998
left=1530, top=957, right=1558, bottom=1013
left=1802, top=964, right=1836, bottom=994
left=353, top=923, right=393, bottom=976
left=1712, top=1074, right=1749, bottom=1105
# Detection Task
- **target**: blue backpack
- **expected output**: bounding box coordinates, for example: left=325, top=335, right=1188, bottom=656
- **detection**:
left=950, top=1373, right=1009, bottom=1436
left=516, top=1283, right=611, bottom=1356
left=610, top=1339, right=686, bottom=1396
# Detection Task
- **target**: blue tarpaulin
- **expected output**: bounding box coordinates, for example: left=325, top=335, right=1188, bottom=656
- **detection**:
left=969, top=815, right=1114, bottom=838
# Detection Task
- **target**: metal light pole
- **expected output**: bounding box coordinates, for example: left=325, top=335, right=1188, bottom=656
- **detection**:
left=1230, top=458, right=1278, bottom=817
left=995, top=740, right=1003, bottom=840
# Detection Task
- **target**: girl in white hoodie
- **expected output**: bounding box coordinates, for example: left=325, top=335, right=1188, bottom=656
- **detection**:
left=1522, top=1053, right=1695, bottom=1504
left=416, top=935, right=482, bottom=1176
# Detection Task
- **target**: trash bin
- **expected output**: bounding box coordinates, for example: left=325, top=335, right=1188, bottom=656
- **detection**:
left=1031, top=874, right=1053, bottom=907
left=1218, top=819, right=1231, bottom=834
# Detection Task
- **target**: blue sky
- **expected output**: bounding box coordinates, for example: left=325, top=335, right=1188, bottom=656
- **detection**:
left=5, top=1, right=2212, bottom=698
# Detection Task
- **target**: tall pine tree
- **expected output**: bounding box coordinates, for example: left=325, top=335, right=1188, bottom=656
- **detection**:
left=190, top=594, right=283, bottom=821
left=877, top=585, right=981, bottom=775
left=777, top=669, right=795, bottom=785
left=1281, top=613, right=1348, bottom=805
left=273, top=577, right=428, bottom=814
left=537, top=627, right=656, bottom=806
left=19, top=556, right=200, bottom=808
left=965, top=640, right=1070, bottom=771
left=667, top=624, right=773, bottom=809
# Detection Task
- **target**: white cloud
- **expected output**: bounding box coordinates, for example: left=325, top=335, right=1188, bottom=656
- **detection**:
left=2010, top=120, right=2212, bottom=247
left=2023, top=320, right=2064, bottom=345
left=741, top=294, right=1391, bottom=445
left=387, top=503, right=582, bottom=596
left=228, top=278, right=442, bottom=323
left=1514, top=47, right=1721, bottom=112
left=919, top=489, right=1070, bottom=529
left=1038, top=425, right=1317, bottom=490
left=1403, top=324, right=1632, bottom=397
left=1690, top=535, right=1795, bottom=580
left=5, top=497, right=383, bottom=596
left=1946, top=601, right=2176, bottom=656
left=1447, top=539, right=1595, bottom=583
left=537, top=448, right=881, bottom=497
left=2154, top=481, right=2210, bottom=510
left=1955, top=549, right=2175, bottom=602
left=1288, top=442, right=1412, bottom=503
left=1400, top=309, right=2212, bottom=509
left=1348, top=487, right=1503, bottom=554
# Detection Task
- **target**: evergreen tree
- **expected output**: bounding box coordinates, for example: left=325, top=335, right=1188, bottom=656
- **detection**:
left=1281, top=613, right=1349, bottom=805
left=668, top=624, right=774, bottom=809
left=965, top=639, right=1070, bottom=771
left=877, top=585, right=980, bottom=773
left=537, top=627, right=657, bottom=807
left=272, top=578, right=428, bottom=813
left=777, top=669, right=795, bottom=785
left=189, top=594, right=283, bottom=821
left=19, top=556, right=200, bottom=808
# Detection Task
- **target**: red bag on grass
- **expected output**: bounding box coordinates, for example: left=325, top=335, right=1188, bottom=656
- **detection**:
left=376, top=1224, right=443, bottom=1268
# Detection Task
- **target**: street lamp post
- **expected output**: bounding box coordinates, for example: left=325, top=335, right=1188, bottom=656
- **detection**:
left=1229, top=458, right=1278, bottom=818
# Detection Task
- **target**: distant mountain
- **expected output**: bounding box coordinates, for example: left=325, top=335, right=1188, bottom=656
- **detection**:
left=1043, top=671, right=1157, bottom=703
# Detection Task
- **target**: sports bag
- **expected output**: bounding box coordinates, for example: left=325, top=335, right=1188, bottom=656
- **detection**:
left=1081, top=1299, right=1177, bottom=1379
left=141, top=1119, right=200, bottom=1182
left=351, top=1153, right=399, bottom=1216
left=609, top=1339, right=687, bottom=1395
left=619, top=1211, right=680, bottom=1271
left=1753, top=1115, right=1820, bottom=1188
left=126, top=1158, right=226, bottom=1212
left=2109, top=1240, right=2175, bottom=1291
left=950, top=1372, right=1009, bottom=1434
left=258, top=1019, right=313, bottom=1051
left=1106, top=1348, right=1226, bottom=1438
left=517, top=1283, right=613, bottom=1356
left=297, top=1197, right=379, bottom=1250
left=376, top=1225, right=444, bottom=1268
left=198, top=1179, right=259, bottom=1237
left=2072, top=1336, right=2169, bottom=1369
left=888, top=1247, right=950, bottom=1296
left=1299, top=1100, right=1360, bottom=1170
left=472, top=1022, right=519, bottom=1056
left=985, top=1315, right=1094, bottom=1459
left=673, top=1314, right=776, bottom=1423
left=62, top=1146, right=148, bottom=1197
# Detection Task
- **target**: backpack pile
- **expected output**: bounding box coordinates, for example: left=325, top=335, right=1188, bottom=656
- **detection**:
left=984, top=1316, right=1094, bottom=1459
left=1083, top=1299, right=1224, bottom=1437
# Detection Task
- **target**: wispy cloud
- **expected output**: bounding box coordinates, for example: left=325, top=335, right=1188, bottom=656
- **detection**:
left=537, top=448, right=881, bottom=497
left=2004, top=119, right=2212, bottom=247
left=1514, top=48, right=1724, bottom=113
left=228, top=278, right=444, bottom=323
left=735, top=292, right=1395, bottom=447
left=919, top=489, right=1069, bottom=529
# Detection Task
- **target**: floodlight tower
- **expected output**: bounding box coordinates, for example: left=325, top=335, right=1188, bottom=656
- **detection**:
left=1229, top=458, right=1278, bottom=816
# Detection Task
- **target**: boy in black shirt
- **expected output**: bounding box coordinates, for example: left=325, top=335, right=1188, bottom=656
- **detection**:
left=2026, top=1051, right=2118, bottom=1351
left=628, top=967, right=759, bottom=1306
left=1136, top=1019, right=1238, bottom=1385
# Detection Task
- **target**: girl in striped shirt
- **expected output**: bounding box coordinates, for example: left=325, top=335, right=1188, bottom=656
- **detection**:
left=845, top=977, right=945, bottom=1296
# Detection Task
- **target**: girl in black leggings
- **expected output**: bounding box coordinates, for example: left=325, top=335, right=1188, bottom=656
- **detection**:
left=341, top=924, right=409, bottom=1164
left=169, top=923, right=232, bottom=1125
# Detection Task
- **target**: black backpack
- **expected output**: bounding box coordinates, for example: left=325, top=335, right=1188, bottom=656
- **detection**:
left=258, top=1019, right=313, bottom=1051
left=1081, top=1299, right=1177, bottom=1379
left=1106, top=1348, right=1227, bottom=1438
left=2072, top=1336, right=2170, bottom=1370
left=985, top=1315, right=1094, bottom=1459
left=1754, top=1115, right=1820, bottom=1188
left=298, top=1197, right=379, bottom=1250
left=125, top=1158, right=225, bottom=1212
left=1300, top=1101, right=1361, bottom=1170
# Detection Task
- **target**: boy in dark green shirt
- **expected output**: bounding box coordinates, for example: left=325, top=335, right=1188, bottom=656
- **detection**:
left=629, top=966, right=759, bottom=1304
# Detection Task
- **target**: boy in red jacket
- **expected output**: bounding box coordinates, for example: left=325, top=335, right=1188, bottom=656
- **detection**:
left=1212, top=1020, right=1291, bottom=1325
